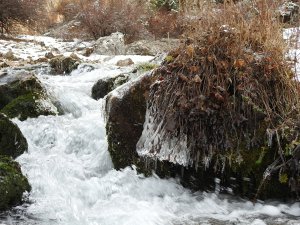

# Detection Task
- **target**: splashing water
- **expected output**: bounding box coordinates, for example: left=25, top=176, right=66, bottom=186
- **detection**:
left=1, top=56, right=300, bottom=225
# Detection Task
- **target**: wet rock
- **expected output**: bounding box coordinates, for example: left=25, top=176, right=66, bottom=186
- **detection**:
left=0, top=113, right=28, bottom=158
left=0, top=71, right=57, bottom=120
left=49, top=56, right=80, bottom=74
left=94, top=32, right=125, bottom=55
left=1, top=92, right=57, bottom=121
left=116, top=58, right=134, bottom=67
left=105, top=72, right=155, bottom=170
left=0, top=71, right=43, bottom=109
left=91, top=74, right=129, bottom=100
left=0, top=156, right=31, bottom=211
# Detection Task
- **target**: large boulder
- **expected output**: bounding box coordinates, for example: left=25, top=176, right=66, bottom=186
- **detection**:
left=0, top=156, right=31, bottom=211
left=105, top=54, right=300, bottom=201
left=0, top=71, right=43, bottom=109
left=1, top=92, right=57, bottom=121
left=94, top=32, right=126, bottom=55
left=105, top=73, right=155, bottom=170
left=0, top=113, right=28, bottom=158
left=0, top=71, right=57, bottom=120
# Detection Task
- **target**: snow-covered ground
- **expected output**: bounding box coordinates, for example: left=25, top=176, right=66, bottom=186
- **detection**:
left=0, top=35, right=299, bottom=225
left=0, top=35, right=153, bottom=64
left=284, top=27, right=300, bottom=79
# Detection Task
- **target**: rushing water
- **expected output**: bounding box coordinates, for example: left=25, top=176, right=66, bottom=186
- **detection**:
left=1, top=57, right=300, bottom=225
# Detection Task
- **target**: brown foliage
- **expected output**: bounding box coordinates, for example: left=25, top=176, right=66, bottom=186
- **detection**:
left=147, top=9, right=183, bottom=39
left=79, top=0, right=148, bottom=43
left=144, top=0, right=300, bottom=196
left=0, top=0, right=42, bottom=34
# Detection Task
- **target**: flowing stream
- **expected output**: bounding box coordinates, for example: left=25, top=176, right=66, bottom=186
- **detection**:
left=1, top=56, right=300, bottom=225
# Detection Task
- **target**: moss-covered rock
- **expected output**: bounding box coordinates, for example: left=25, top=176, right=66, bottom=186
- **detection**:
left=92, top=74, right=129, bottom=100
left=1, top=92, right=56, bottom=121
left=0, top=113, right=27, bottom=158
left=0, top=156, right=31, bottom=211
left=0, top=72, right=57, bottom=120
left=0, top=72, right=43, bottom=110
left=49, top=55, right=80, bottom=74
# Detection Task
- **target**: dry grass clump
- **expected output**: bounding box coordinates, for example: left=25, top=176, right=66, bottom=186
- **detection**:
left=148, top=8, right=183, bottom=39
left=144, top=0, right=300, bottom=195
left=79, top=0, right=148, bottom=43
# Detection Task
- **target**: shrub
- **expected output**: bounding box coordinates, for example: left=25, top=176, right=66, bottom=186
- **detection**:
left=79, top=0, right=148, bottom=43
left=147, top=9, right=183, bottom=39
left=0, top=0, right=41, bottom=34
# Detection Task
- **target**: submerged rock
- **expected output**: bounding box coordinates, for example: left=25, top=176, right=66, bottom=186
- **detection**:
left=0, top=156, right=31, bottom=211
left=0, top=113, right=28, bottom=158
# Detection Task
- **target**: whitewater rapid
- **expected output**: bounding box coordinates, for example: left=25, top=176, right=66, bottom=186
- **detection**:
left=1, top=56, right=300, bottom=225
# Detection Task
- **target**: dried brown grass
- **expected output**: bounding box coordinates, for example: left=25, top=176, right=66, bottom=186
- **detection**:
left=145, top=0, right=300, bottom=196
left=79, top=0, right=148, bottom=43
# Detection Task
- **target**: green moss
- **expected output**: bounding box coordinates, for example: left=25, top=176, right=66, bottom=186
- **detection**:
left=279, top=173, right=288, bottom=184
left=0, top=156, right=31, bottom=211
left=165, top=55, right=174, bottom=63
left=0, top=113, right=28, bottom=158
left=136, top=63, right=157, bottom=72
left=1, top=92, right=56, bottom=121
left=0, top=75, right=43, bottom=110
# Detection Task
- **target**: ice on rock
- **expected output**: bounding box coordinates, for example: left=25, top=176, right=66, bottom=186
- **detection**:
left=137, top=106, right=192, bottom=166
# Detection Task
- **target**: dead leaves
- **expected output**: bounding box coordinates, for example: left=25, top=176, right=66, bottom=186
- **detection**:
left=233, top=59, right=246, bottom=69
left=186, top=45, right=195, bottom=58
